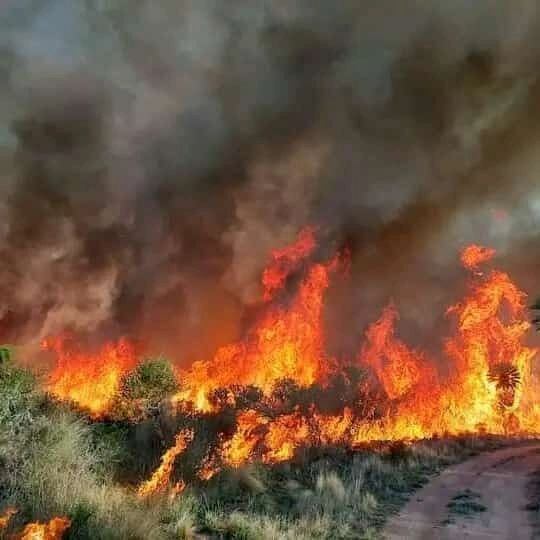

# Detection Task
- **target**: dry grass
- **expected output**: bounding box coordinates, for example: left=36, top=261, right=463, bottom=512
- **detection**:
left=4, top=412, right=198, bottom=539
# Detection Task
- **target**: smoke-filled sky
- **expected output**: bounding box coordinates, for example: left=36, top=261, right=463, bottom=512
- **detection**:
left=1, top=0, right=540, bottom=363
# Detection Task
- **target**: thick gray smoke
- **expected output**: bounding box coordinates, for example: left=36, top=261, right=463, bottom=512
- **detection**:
left=1, top=0, right=540, bottom=363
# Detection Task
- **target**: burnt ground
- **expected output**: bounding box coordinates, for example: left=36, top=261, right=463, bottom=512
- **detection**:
left=383, top=442, right=540, bottom=539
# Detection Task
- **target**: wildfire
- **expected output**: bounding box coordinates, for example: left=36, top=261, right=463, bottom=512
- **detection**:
left=137, top=428, right=194, bottom=498
left=42, top=228, right=540, bottom=485
left=360, top=304, right=430, bottom=400
left=177, top=238, right=537, bottom=469
left=43, top=336, right=137, bottom=417
left=174, top=238, right=340, bottom=412
left=15, top=517, right=71, bottom=540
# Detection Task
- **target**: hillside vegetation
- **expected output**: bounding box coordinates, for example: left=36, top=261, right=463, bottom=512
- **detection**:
left=0, top=349, right=503, bottom=539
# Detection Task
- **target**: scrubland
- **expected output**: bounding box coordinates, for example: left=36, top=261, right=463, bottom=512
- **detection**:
left=0, top=352, right=503, bottom=539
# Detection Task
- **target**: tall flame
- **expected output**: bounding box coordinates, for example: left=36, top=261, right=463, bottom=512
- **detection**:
left=360, top=304, right=431, bottom=400
left=174, top=236, right=339, bottom=412
left=181, top=240, right=537, bottom=469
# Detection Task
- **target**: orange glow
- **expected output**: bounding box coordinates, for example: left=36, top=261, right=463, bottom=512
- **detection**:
left=0, top=507, right=17, bottom=529
left=169, top=480, right=186, bottom=500
left=39, top=228, right=540, bottom=484
left=43, top=337, right=137, bottom=417
left=263, top=413, right=310, bottom=463
left=16, top=517, right=71, bottom=540
left=316, top=407, right=354, bottom=444
left=262, top=226, right=317, bottom=301
left=221, top=410, right=268, bottom=467
left=197, top=455, right=220, bottom=481
left=137, top=429, right=193, bottom=498
left=174, top=229, right=339, bottom=412
left=461, top=244, right=496, bottom=270
left=360, top=304, right=429, bottom=400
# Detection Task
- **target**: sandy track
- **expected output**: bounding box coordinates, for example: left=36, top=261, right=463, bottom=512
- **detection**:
left=383, top=443, right=540, bottom=539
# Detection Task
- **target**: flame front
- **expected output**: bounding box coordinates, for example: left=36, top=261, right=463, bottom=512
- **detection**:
left=43, top=337, right=137, bottom=417
left=176, top=237, right=538, bottom=468
left=43, top=230, right=540, bottom=479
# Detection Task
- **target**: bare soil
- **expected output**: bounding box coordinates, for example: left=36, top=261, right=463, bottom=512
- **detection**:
left=383, top=442, right=540, bottom=539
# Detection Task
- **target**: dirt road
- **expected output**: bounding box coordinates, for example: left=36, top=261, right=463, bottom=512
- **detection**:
left=383, top=443, right=540, bottom=539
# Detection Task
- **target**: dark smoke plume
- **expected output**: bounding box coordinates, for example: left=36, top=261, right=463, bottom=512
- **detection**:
left=1, top=0, right=540, bottom=364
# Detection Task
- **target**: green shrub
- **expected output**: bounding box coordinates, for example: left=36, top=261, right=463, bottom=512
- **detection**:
left=0, top=346, right=36, bottom=423
left=121, top=359, right=178, bottom=402
left=114, top=358, right=179, bottom=422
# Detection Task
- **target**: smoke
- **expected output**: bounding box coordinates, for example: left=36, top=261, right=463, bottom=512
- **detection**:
left=1, top=0, right=540, bottom=362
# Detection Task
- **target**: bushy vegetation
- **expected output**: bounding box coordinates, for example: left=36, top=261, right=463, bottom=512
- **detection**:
left=0, top=348, right=505, bottom=539
left=0, top=349, right=194, bottom=539
left=121, top=358, right=178, bottom=406
left=113, top=358, right=179, bottom=422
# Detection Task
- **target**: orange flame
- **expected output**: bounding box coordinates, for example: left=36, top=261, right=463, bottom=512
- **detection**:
left=461, top=244, right=496, bottom=270
left=169, top=480, right=186, bottom=501
left=352, top=244, right=537, bottom=442
left=40, top=229, right=540, bottom=483
left=262, top=226, right=317, bottom=301
left=15, top=517, right=71, bottom=540
left=137, top=428, right=193, bottom=498
left=200, top=240, right=537, bottom=469
left=0, top=507, right=17, bottom=530
left=262, top=413, right=310, bottom=463
left=175, top=230, right=339, bottom=411
left=43, top=337, right=137, bottom=417
left=360, top=304, right=430, bottom=400
left=221, top=410, right=267, bottom=467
